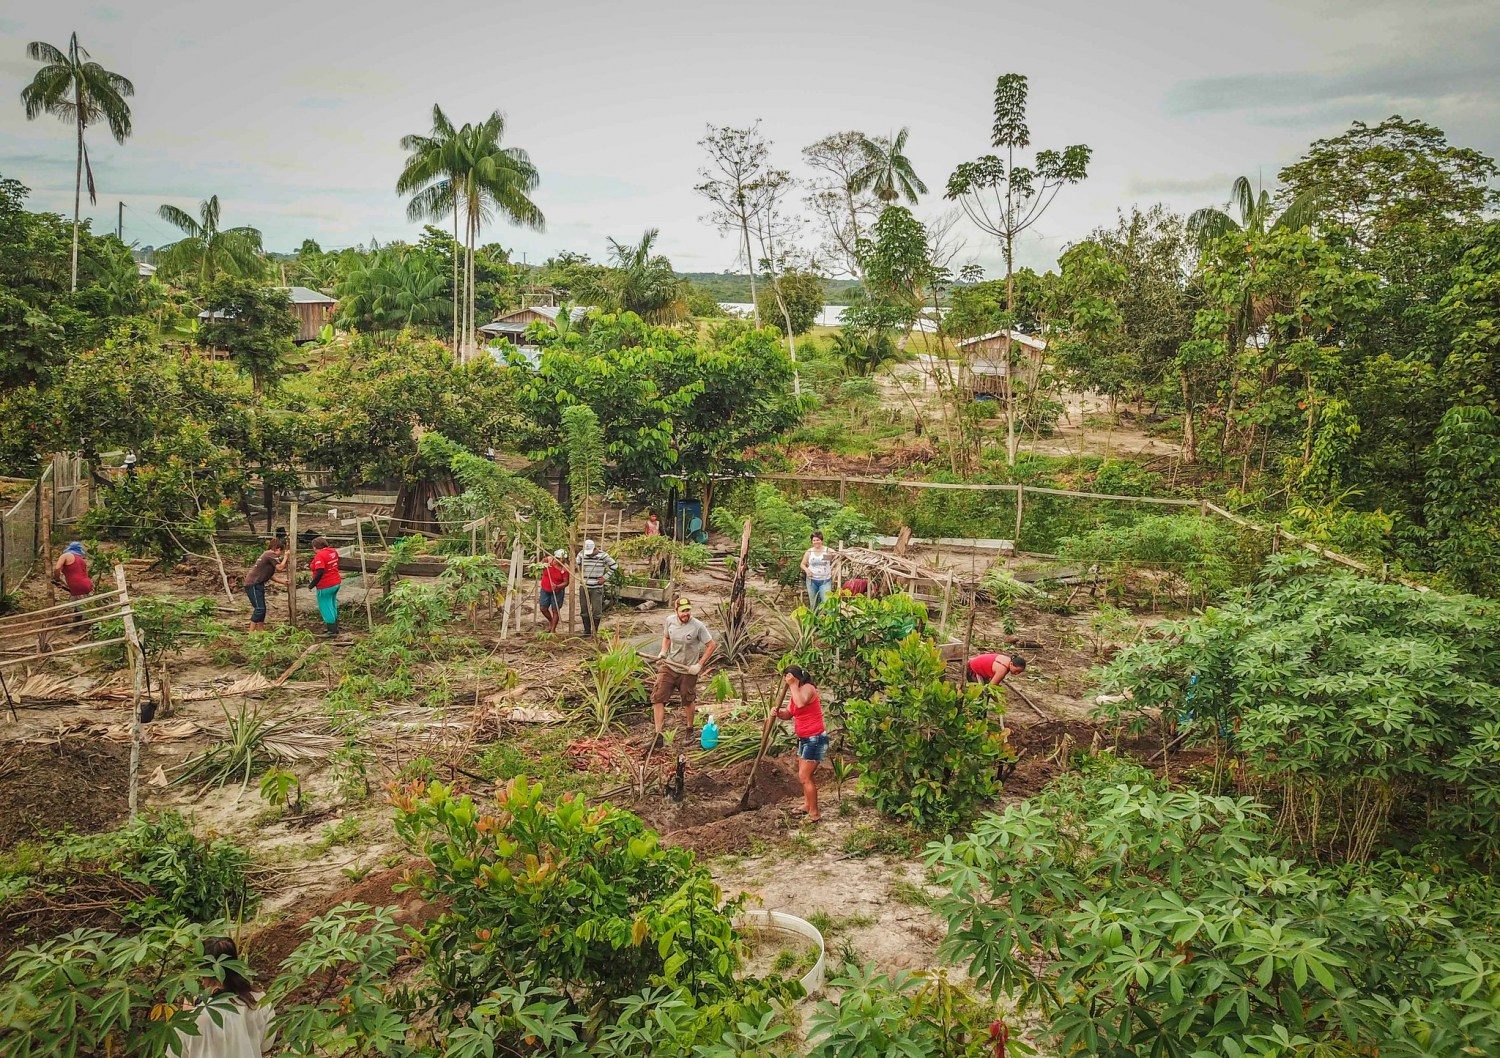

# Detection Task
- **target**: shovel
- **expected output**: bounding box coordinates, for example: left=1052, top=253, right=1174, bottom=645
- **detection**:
left=738, top=682, right=789, bottom=811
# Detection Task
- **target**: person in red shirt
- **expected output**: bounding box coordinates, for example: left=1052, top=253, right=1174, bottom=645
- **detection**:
left=307, top=536, right=343, bottom=638
left=777, top=665, right=827, bottom=822
left=842, top=577, right=870, bottom=596
left=52, top=542, right=93, bottom=622
left=967, top=651, right=1027, bottom=686
left=538, top=548, right=570, bottom=634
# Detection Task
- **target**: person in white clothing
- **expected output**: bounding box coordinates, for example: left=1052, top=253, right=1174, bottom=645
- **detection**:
left=170, top=937, right=275, bottom=1058
left=800, top=531, right=837, bottom=609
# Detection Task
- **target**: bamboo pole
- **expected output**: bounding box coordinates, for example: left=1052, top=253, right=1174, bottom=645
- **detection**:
left=1014, top=484, right=1025, bottom=546
left=533, top=524, right=542, bottom=632
left=0, top=588, right=125, bottom=626
left=116, top=565, right=147, bottom=818
left=0, top=635, right=129, bottom=670
left=206, top=533, right=236, bottom=606
left=356, top=519, right=373, bottom=631
left=567, top=525, right=578, bottom=635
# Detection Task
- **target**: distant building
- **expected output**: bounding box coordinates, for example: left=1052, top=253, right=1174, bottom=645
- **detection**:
left=480, top=305, right=591, bottom=364
left=956, top=329, right=1048, bottom=397
left=197, top=285, right=336, bottom=344
left=137, top=261, right=157, bottom=278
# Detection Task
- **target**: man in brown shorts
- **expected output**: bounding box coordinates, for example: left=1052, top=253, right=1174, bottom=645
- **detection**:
left=651, top=597, right=716, bottom=751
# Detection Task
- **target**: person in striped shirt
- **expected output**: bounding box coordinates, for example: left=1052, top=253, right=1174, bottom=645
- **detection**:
left=576, top=539, right=618, bottom=636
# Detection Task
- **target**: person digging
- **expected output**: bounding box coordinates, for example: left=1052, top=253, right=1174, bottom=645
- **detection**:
left=651, top=597, right=716, bottom=799
left=967, top=651, right=1026, bottom=695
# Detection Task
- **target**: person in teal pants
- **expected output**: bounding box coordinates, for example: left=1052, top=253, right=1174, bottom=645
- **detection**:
left=308, top=536, right=343, bottom=638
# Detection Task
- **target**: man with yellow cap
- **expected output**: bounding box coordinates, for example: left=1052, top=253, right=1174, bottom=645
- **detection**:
left=651, top=596, right=717, bottom=754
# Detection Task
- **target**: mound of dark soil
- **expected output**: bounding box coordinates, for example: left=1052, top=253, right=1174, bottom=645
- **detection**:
left=0, top=739, right=131, bottom=851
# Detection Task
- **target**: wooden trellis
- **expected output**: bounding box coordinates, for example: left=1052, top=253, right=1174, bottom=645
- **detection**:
left=0, top=564, right=150, bottom=815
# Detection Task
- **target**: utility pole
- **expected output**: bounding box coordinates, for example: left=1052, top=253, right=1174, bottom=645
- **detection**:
left=117, top=201, right=124, bottom=241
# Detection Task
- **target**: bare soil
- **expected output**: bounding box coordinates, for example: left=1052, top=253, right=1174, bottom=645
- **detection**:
left=0, top=739, right=131, bottom=850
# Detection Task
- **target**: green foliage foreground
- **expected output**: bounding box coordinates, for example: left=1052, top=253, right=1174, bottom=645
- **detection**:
left=927, top=757, right=1500, bottom=1058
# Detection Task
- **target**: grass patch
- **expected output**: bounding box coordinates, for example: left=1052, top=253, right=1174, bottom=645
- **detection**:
left=840, top=822, right=920, bottom=858
left=308, top=816, right=362, bottom=856
left=888, top=878, right=937, bottom=908
left=474, top=724, right=611, bottom=799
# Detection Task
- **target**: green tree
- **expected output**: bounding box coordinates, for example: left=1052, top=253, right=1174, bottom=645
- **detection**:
left=946, top=73, right=1091, bottom=465
left=1423, top=405, right=1500, bottom=595
left=20, top=32, right=134, bottom=291
left=602, top=229, right=686, bottom=323
left=562, top=403, right=604, bottom=528
left=334, top=246, right=450, bottom=339
left=697, top=123, right=775, bottom=326
left=852, top=127, right=928, bottom=205
left=398, top=107, right=544, bottom=359
left=1278, top=116, right=1499, bottom=256
left=1186, top=174, right=1317, bottom=252
left=754, top=268, right=823, bottom=335
left=197, top=277, right=296, bottom=396
left=155, top=195, right=265, bottom=284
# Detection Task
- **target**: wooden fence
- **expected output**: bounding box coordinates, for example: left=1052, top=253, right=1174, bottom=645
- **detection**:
left=0, top=455, right=89, bottom=597
left=759, top=471, right=1423, bottom=591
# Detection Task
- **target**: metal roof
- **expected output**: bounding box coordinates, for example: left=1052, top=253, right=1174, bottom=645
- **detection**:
left=286, top=286, right=336, bottom=304
left=955, top=328, right=1047, bottom=351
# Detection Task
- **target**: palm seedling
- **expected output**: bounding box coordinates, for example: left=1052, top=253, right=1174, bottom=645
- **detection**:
left=580, top=637, right=647, bottom=735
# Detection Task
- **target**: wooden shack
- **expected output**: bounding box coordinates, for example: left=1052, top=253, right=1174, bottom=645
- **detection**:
left=955, top=329, right=1047, bottom=397
left=198, top=285, right=336, bottom=344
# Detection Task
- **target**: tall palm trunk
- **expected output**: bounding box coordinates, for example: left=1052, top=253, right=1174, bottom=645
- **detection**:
left=451, top=206, right=460, bottom=352
left=71, top=100, right=83, bottom=291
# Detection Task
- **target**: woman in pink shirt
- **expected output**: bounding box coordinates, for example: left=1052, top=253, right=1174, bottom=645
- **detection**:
left=777, top=665, right=827, bottom=822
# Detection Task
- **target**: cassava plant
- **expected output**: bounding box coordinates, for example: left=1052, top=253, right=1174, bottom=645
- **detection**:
left=926, top=756, right=1500, bottom=1058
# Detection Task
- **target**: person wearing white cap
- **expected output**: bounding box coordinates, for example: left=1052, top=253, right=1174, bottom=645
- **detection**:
left=538, top=548, right=570, bottom=634
left=576, top=538, right=618, bottom=636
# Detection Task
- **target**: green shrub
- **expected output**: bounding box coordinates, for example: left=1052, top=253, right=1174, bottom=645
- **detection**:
left=846, top=634, right=1008, bottom=829
left=807, top=965, right=1006, bottom=1057
left=1058, top=513, right=1243, bottom=607
left=926, top=759, right=1500, bottom=1058
left=781, top=592, right=930, bottom=717
left=1099, top=554, right=1500, bottom=864
left=391, top=777, right=751, bottom=1009
left=1, top=811, right=256, bottom=931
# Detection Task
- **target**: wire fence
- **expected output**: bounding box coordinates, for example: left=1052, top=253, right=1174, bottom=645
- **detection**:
left=1, top=456, right=89, bottom=598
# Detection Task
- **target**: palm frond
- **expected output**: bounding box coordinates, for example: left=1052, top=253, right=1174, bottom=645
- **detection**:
left=157, top=204, right=202, bottom=237
left=25, top=40, right=67, bottom=64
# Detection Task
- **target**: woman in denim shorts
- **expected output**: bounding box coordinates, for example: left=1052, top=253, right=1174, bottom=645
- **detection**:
left=777, top=665, right=828, bottom=822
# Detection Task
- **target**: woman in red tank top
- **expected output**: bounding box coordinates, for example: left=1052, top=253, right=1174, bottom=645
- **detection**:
left=777, top=665, right=827, bottom=822
left=53, top=542, right=93, bottom=598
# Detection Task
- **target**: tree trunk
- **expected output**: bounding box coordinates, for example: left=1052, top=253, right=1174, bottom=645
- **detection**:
left=451, top=206, right=460, bottom=352
left=742, top=215, right=760, bottom=326
left=71, top=112, right=83, bottom=292
left=1003, top=232, right=1017, bottom=466
left=1180, top=373, right=1198, bottom=464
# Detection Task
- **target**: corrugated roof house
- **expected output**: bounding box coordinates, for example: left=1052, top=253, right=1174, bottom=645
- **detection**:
left=198, top=285, right=337, bottom=343
left=955, top=329, right=1048, bottom=396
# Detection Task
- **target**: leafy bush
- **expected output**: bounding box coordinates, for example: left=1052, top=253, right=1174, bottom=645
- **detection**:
left=1057, top=513, right=1241, bottom=608
left=926, top=758, right=1500, bottom=1058
left=808, top=965, right=1010, bottom=1057
left=846, top=634, right=1009, bottom=828
left=796, top=497, right=878, bottom=548
left=1, top=811, right=255, bottom=937
left=0, top=924, right=253, bottom=1058
left=390, top=777, right=751, bottom=1009
left=712, top=482, right=810, bottom=585
left=781, top=592, right=930, bottom=714
left=1099, top=555, right=1500, bottom=863
left=234, top=623, right=320, bottom=676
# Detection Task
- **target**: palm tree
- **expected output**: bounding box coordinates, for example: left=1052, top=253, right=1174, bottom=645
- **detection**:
left=397, top=105, right=462, bottom=350
left=1187, top=175, right=1316, bottom=251
left=604, top=229, right=685, bottom=324
left=335, top=248, right=447, bottom=340
left=155, top=196, right=264, bottom=284
left=398, top=107, right=543, bottom=360
left=20, top=32, right=134, bottom=291
left=853, top=128, right=927, bottom=204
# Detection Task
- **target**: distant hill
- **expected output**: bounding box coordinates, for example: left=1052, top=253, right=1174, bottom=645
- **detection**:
left=677, top=272, right=864, bottom=305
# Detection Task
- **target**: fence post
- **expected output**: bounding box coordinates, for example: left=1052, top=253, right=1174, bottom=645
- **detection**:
left=117, top=565, right=147, bottom=818
left=1013, top=485, right=1025, bottom=548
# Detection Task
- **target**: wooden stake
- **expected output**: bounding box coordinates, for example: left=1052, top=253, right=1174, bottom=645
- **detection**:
left=116, top=565, right=147, bottom=818
left=356, top=519, right=373, bottom=631
left=1014, top=485, right=1024, bottom=547
left=287, top=502, right=299, bottom=628
left=567, top=525, right=578, bottom=635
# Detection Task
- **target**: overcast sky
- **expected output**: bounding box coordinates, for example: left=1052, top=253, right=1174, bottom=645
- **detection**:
left=1, top=0, right=1495, bottom=277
